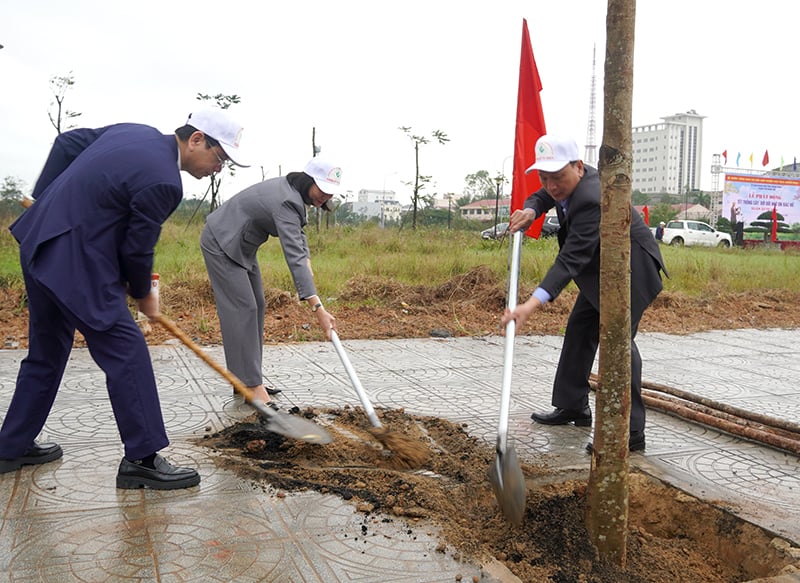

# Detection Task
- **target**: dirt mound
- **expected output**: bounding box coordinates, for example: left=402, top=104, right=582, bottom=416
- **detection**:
left=340, top=266, right=505, bottom=310
left=3, top=270, right=800, bottom=349
left=200, top=406, right=796, bottom=582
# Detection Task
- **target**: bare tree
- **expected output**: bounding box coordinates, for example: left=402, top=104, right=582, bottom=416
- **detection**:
left=48, top=72, right=82, bottom=134
left=399, top=127, right=449, bottom=229
left=585, top=0, right=637, bottom=567
left=196, top=93, right=241, bottom=212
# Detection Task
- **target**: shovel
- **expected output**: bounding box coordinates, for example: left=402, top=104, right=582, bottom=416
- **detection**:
left=488, top=230, right=526, bottom=526
left=155, top=315, right=332, bottom=445
left=330, top=329, right=429, bottom=468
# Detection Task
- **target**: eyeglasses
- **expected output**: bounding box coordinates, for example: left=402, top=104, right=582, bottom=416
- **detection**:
left=210, top=146, right=228, bottom=170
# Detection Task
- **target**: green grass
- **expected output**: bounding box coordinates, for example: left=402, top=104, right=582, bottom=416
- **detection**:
left=1, top=214, right=798, bottom=301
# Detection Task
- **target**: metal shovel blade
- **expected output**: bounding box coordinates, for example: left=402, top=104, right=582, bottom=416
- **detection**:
left=488, top=444, right=526, bottom=527
left=249, top=400, right=333, bottom=444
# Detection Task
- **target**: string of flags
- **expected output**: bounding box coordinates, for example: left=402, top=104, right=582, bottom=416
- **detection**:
left=721, top=149, right=796, bottom=171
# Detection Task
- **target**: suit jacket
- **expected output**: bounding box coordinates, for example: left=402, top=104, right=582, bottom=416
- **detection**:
left=524, top=166, right=667, bottom=316
left=10, top=124, right=183, bottom=330
left=203, top=177, right=317, bottom=300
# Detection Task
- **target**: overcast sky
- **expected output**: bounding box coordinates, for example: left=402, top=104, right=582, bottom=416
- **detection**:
left=1, top=1, right=796, bottom=205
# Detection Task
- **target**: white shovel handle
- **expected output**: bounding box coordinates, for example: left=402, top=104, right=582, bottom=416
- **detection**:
left=497, top=230, right=522, bottom=452
left=330, top=329, right=383, bottom=429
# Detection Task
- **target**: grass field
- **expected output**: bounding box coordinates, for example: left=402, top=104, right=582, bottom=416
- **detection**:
left=1, top=214, right=798, bottom=301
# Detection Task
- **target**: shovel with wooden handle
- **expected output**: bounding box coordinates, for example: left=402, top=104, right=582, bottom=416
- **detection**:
left=488, top=230, right=526, bottom=526
left=155, top=314, right=332, bottom=445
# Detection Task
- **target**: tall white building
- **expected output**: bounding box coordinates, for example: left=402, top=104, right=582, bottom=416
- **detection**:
left=631, top=110, right=705, bottom=194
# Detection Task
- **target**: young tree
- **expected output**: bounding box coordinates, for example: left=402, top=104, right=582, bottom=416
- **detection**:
left=631, top=189, right=649, bottom=206
left=48, top=72, right=82, bottom=134
left=586, top=0, right=636, bottom=566
left=196, top=93, right=242, bottom=212
left=651, top=202, right=678, bottom=227
left=0, top=176, right=25, bottom=216
left=691, top=190, right=711, bottom=208
left=463, top=170, right=496, bottom=201
left=399, top=126, right=449, bottom=229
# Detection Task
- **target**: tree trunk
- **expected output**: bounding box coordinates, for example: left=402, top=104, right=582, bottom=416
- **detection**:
left=585, top=0, right=636, bottom=567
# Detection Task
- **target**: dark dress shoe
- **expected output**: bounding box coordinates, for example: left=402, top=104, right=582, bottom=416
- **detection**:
left=586, top=431, right=646, bottom=454
left=0, top=442, right=63, bottom=474
left=116, top=454, right=200, bottom=490
left=531, top=407, right=592, bottom=426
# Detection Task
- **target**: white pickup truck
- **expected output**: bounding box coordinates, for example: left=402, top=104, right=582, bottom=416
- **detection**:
left=662, top=220, right=732, bottom=247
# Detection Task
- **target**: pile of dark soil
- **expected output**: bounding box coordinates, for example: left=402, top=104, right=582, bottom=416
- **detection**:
left=199, top=406, right=796, bottom=583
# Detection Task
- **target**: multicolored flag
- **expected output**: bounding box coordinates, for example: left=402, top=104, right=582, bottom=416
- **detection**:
left=511, top=19, right=547, bottom=238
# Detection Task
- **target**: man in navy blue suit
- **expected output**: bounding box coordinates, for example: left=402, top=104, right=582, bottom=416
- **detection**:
left=0, top=109, right=247, bottom=489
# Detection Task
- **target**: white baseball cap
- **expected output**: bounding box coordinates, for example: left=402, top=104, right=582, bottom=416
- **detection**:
left=186, top=109, right=248, bottom=167
left=304, top=158, right=344, bottom=210
left=525, top=135, right=580, bottom=173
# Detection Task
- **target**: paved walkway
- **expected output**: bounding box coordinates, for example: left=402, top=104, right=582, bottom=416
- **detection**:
left=1, top=328, right=799, bottom=582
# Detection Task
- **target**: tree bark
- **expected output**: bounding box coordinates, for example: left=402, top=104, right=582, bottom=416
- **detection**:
left=585, top=0, right=637, bottom=567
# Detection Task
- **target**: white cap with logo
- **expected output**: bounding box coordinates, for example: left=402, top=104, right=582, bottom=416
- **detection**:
left=525, top=135, right=580, bottom=173
left=304, top=157, right=344, bottom=211
left=186, top=109, right=248, bottom=167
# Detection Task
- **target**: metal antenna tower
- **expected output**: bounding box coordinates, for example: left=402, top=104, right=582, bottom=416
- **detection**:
left=584, top=44, right=598, bottom=166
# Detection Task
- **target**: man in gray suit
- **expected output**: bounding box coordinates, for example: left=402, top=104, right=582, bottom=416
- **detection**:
left=200, top=158, right=340, bottom=405
left=502, top=136, right=667, bottom=452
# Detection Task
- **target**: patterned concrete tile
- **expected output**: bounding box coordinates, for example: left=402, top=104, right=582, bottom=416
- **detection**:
left=1, top=328, right=800, bottom=581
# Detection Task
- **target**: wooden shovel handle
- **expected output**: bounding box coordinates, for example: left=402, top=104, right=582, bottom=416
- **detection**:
left=154, top=314, right=254, bottom=402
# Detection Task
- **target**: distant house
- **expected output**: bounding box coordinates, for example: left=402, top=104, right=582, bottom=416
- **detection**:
left=460, top=197, right=511, bottom=222
left=668, top=203, right=711, bottom=221
left=430, top=195, right=459, bottom=211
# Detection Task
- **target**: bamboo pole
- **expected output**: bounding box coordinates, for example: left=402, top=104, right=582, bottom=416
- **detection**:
left=588, top=375, right=800, bottom=455
left=642, top=393, right=800, bottom=456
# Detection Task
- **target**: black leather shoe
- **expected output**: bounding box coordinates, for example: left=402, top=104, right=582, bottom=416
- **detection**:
left=586, top=431, right=646, bottom=454
left=0, top=442, right=63, bottom=474
left=116, top=454, right=200, bottom=490
left=531, top=407, right=592, bottom=426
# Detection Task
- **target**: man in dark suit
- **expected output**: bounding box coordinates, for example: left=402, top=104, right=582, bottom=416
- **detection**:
left=0, top=109, right=246, bottom=488
left=502, top=135, right=667, bottom=451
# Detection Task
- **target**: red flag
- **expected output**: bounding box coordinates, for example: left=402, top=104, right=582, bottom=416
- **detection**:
left=762, top=150, right=770, bottom=167
left=643, top=205, right=650, bottom=226
left=722, top=150, right=727, bottom=165
left=771, top=205, right=778, bottom=243
left=511, top=19, right=547, bottom=238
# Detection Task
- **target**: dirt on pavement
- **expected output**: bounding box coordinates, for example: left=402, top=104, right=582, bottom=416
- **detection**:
left=3, top=269, right=800, bottom=581
left=200, top=407, right=797, bottom=582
